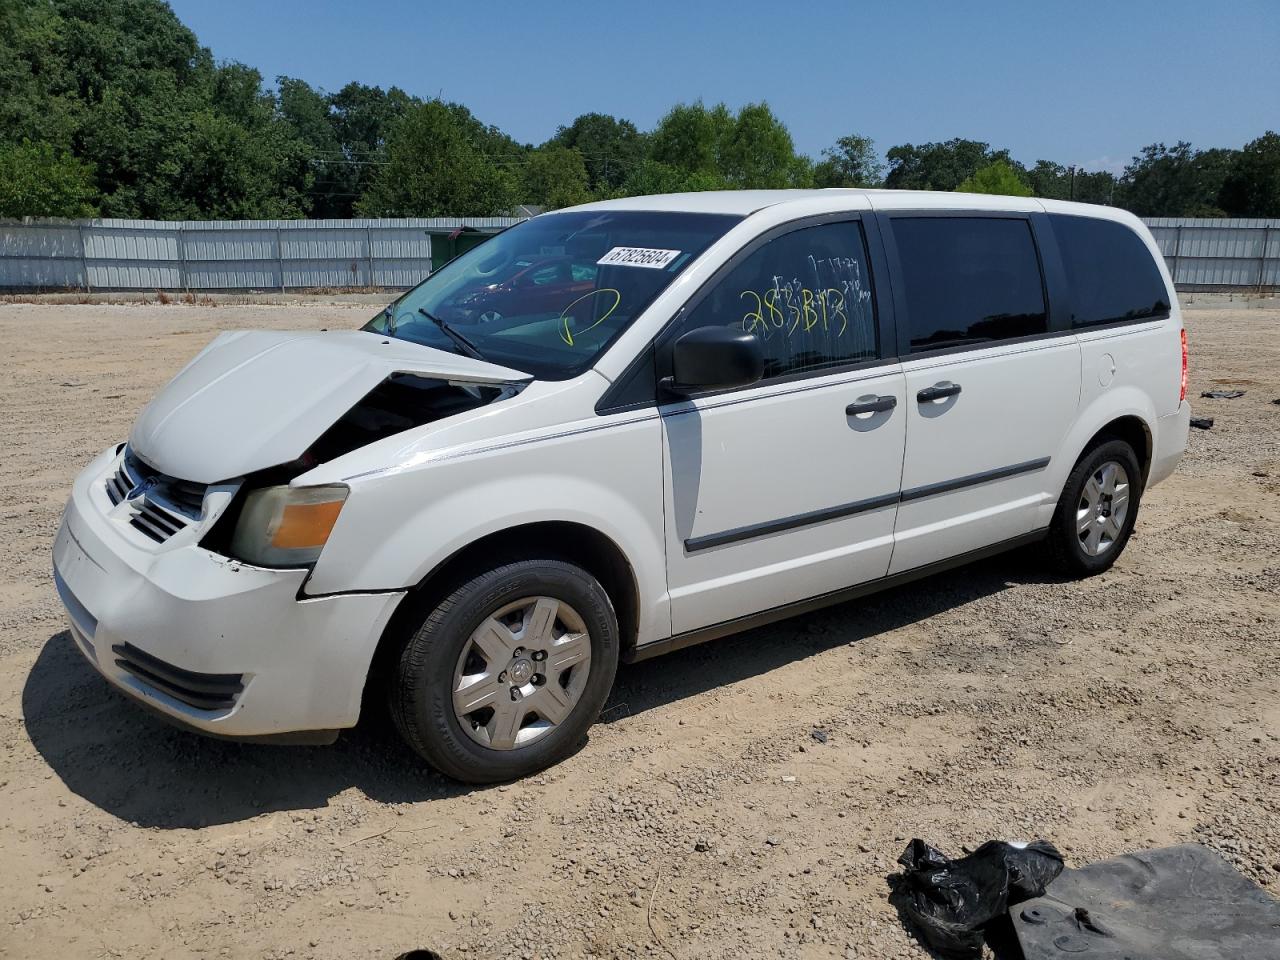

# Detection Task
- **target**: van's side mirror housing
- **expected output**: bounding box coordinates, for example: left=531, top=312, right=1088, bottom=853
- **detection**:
left=664, top=326, right=765, bottom=395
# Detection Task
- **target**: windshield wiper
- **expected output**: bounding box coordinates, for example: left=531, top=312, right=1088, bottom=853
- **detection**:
left=417, top=307, right=483, bottom=360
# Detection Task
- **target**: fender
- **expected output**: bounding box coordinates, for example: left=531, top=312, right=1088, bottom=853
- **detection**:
left=303, top=415, right=671, bottom=645
left=1036, top=385, right=1156, bottom=528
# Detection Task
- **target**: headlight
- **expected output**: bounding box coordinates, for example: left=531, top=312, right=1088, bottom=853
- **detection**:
left=229, top=484, right=348, bottom=568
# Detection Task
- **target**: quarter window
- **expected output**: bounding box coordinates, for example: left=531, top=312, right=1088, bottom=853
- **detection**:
left=674, top=221, right=878, bottom=380
left=1050, top=214, right=1171, bottom=327
left=893, top=217, right=1048, bottom=352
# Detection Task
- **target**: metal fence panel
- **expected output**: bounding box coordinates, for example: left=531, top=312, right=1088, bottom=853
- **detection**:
left=184, top=260, right=280, bottom=290
left=1, top=215, right=1274, bottom=292
left=0, top=216, right=523, bottom=291
left=0, top=256, right=87, bottom=288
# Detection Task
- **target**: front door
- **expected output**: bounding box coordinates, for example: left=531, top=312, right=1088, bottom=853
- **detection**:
left=880, top=213, right=1082, bottom=574
left=659, top=218, right=907, bottom=635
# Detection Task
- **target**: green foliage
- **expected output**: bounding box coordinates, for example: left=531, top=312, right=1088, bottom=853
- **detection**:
left=318, top=82, right=415, bottom=218
left=356, top=101, right=518, bottom=217
left=956, top=160, right=1033, bottom=197
left=2, top=1, right=1278, bottom=220
left=520, top=145, right=592, bottom=210
left=1022, top=160, right=1116, bottom=204
left=633, top=100, right=810, bottom=194
left=720, top=103, right=811, bottom=188
left=1219, top=131, right=1280, bottom=217
left=813, top=134, right=884, bottom=188
left=550, top=113, right=646, bottom=195
left=1115, top=141, right=1236, bottom=217
left=0, top=140, right=96, bottom=217
left=277, top=77, right=347, bottom=217
left=885, top=139, right=1019, bottom=191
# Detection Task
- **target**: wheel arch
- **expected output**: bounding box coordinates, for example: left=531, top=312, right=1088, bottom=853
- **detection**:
left=364, top=520, right=641, bottom=699
left=1075, top=414, right=1153, bottom=484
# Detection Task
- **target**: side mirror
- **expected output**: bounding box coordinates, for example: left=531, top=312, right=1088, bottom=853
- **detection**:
left=665, top=326, right=764, bottom=395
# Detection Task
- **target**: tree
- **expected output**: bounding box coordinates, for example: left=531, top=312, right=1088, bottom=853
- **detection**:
left=520, top=145, right=592, bottom=209
left=813, top=134, right=884, bottom=187
left=956, top=160, right=1033, bottom=197
left=356, top=100, right=517, bottom=217
left=720, top=102, right=810, bottom=188
left=550, top=112, right=646, bottom=195
left=648, top=101, right=734, bottom=180
left=277, top=76, right=349, bottom=218
left=1218, top=131, right=1280, bottom=217
left=617, top=159, right=724, bottom=197
left=0, top=0, right=318, bottom=219
left=637, top=100, right=810, bottom=193
left=1026, top=161, right=1118, bottom=205
left=172, top=108, right=310, bottom=219
left=321, top=81, right=416, bottom=217
left=884, top=139, right=1017, bottom=191
left=0, top=0, right=83, bottom=151
left=1115, top=141, right=1236, bottom=217
left=43, top=0, right=218, bottom=217
left=0, top=140, right=96, bottom=217
left=1024, top=160, right=1070, bottom=199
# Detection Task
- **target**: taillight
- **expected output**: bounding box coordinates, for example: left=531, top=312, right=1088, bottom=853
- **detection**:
left=1180, top=328, right=1188, bottom=402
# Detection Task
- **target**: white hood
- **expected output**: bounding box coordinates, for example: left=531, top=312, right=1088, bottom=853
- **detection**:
left=129, top=330, right=528, bottom=483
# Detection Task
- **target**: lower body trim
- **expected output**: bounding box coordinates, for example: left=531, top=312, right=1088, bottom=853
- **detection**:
left=628, top=528, right=1047, bottom=663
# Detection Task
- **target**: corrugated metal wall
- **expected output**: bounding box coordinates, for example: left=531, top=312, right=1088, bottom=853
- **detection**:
left=1144, top=218, right=1280, bottom=290
left=0, top=217, right=523, bottom=292
left=1, top=215, right=1276, bottom=292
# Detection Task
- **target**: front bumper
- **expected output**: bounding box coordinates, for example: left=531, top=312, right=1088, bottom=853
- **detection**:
left=52, top=446, right=405, bottom=739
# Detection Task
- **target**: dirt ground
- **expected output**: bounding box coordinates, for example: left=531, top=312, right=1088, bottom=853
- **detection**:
left=1, top=296, right=1277, bottom=960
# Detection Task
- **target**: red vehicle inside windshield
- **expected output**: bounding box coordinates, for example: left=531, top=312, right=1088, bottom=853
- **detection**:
left=441, top=256, right=599, bottom=325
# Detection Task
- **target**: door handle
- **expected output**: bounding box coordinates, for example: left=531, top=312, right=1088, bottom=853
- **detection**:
left=916, top=381, right=962, bottom=403
left=846, top=395, right=898, bottom=416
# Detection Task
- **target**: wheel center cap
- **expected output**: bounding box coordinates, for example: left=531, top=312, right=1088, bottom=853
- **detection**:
left=509, top=658, right=534, bottom=684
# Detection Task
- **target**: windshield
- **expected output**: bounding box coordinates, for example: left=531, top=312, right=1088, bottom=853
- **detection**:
left=364, top=210, right=740, bottom=379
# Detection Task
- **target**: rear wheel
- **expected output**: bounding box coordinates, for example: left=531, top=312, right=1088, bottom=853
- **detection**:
left=389, top=559, right=618, bottom=783
left=1044, top=439, right=1143, bottom=576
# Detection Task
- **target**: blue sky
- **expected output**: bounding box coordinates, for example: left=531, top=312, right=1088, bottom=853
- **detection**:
left=169, top=0, right=1278, bottom=173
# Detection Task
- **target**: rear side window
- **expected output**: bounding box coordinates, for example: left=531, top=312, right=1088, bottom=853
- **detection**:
left=892, top=217, right=1048, bottom=352
left=674, top=220, right=878, bottom=379
left=1051, top=215, right=1171, bottom=327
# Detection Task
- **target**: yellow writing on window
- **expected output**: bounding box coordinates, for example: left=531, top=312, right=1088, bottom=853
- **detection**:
left=559, top=288, right=622, bottom=346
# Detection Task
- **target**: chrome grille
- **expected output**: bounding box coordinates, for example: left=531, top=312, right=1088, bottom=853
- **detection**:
left=105, top=448, right=210, bottom=543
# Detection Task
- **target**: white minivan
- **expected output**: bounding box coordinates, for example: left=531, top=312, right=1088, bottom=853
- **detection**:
left=53, top=190, right=1190, bottom=782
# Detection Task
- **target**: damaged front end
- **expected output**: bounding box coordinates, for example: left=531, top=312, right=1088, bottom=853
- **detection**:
left=116, top=328, right=528, bottom=570
left=198, top=372, right=524, bottom=569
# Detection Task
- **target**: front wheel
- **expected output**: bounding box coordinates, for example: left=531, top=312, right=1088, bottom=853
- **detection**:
left=389, top=559, right=619, bottom=783
left=1044, top=439, right=1144, bottom=576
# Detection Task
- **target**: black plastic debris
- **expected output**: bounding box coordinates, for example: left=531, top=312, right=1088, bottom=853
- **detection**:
left=1013, top=843, right=1280, bottom=959
left=394, top=951, right=443, bottom=960
left=1190, top=416, right=1214, bottom=429
left=1200, top=389, right=1246, bottom=399
left=891, top=838, right=1065, bottom=958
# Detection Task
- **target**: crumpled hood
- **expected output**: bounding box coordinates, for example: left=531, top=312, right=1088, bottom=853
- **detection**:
left=129, top=329, right=529, bottom=483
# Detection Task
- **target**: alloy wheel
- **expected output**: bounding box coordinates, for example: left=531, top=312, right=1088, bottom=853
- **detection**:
left=1076, top=460, right=1131, bottom=557
left=451, top=596, right=591, bottom=750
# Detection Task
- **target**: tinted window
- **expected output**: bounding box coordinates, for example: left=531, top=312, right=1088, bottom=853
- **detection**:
left=893, top=217, right=1048, bottom=352
left=1051, top=214, right=1171, bottom=327
left=675, top=221, right=877, bottom=379
left=366, top=211, right=740, bottom=380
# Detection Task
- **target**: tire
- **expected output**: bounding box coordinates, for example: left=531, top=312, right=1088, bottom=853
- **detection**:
left=389, top=559, right=619, bottom=784
left=1044, top=438, right=1144, bottom=576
